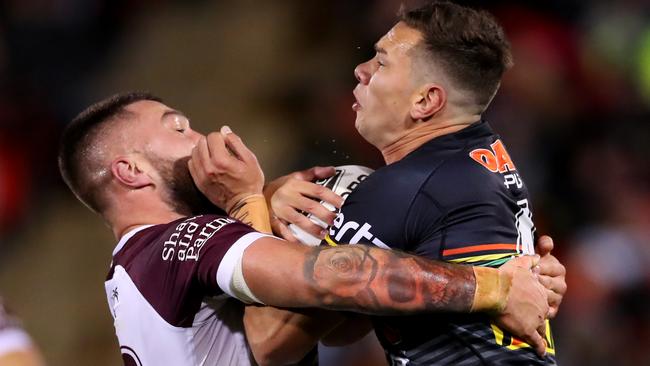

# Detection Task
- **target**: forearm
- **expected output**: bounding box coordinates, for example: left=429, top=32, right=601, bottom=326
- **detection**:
left=244, top=305, right=345, bottom=366
left=302, top=245, right=477, bottom=314
left=244, top=241, right=497, bottom=315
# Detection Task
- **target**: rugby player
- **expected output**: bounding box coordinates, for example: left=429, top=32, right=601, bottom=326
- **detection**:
left=58, top=92, right=549, bottom=365
left=263, top=1, right=566, bottom=365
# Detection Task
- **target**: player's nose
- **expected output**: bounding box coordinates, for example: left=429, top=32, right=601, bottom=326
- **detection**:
left=354, top=61, right=371, bottom=85
left=187, top=129, right=204, bottom=146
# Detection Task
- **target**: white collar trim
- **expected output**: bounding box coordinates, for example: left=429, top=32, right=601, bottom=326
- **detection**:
left=113, top=225, right=155, bottom=256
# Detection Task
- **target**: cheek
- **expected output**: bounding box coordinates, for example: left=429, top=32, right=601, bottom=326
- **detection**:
left=153, top=137, right=194, bottom=162
left=368, top=74, right=405, bottom=110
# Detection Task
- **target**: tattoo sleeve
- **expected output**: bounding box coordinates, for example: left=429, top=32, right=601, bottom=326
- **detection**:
left=302, top=244, right=476, bottom=314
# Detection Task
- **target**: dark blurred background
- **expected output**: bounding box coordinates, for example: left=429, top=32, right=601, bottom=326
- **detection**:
left=0, top=0, right=648, bottom=364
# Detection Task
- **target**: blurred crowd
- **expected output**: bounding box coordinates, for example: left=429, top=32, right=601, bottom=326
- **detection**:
left=0, top=0, right=648, bottom=364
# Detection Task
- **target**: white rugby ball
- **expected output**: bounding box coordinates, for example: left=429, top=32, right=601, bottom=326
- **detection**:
left=289, top=165, right=374, bottom=246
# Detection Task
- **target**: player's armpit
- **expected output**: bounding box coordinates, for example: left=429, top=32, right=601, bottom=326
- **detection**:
left=243, top=305, right=345, bottom=366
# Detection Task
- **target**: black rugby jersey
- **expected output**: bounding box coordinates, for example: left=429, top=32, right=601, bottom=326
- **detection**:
left=325, top=121, right=556, bottom=365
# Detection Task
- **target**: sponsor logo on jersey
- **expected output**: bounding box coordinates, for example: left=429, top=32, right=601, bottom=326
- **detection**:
left=162, top=216, right=235, bottom=262
left=469, top=139, right=523, bottom=189
left=327, top=212, right=390, bottom=249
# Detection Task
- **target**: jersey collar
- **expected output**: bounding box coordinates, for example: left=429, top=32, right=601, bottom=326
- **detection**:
left=113, top=225, right=155, bottom=256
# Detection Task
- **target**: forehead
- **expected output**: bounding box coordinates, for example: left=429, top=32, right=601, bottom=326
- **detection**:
left=107, top=100, right=177, bottom=151
left=123, top=100, right=172, bottom=122
left=377, top=22, right=423, bottom=55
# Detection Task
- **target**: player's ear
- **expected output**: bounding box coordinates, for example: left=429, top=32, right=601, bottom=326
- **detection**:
left=410, top=83, right=446, bottom=120
left=111, top=156, right=153, bottom=189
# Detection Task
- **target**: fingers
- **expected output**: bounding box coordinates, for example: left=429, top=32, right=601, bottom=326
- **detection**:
left=526, top=327, right=547, bottom=358
left=271, top=217, right=299, bottom=242
left=276, top=204, right=327, bottom=239
left=220, top=125, right=257, bottom=164
left=537, top=274, right=552, bottom=289
left=206, top=132, right=236, bottom=169
left=188, top=138, right=211, bottom=192
left=537, top=254, right=566, bottom=277
left=193, top=136, right=211, bottom=174
left=535, top=235, right=554, bottom=257
left=294, top=195, right=337, bottom=225
left=276, top=180, right=342, bottom=210
left=294, top=166, right=336, bottom=182
left=506, top=254, right=540, bottom=270
left=304, top=182, right=343, bottom=208
left=538, top=273, right=566, bottom=319
left=311, top=166, right=336, bottom=180
left=547, top=290, right=562, bottom=318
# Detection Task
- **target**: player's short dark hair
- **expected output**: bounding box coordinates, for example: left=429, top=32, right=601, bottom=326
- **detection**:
left=399, top=1, right=513, bottom=107
left=58, top=92, right=163, bottom=213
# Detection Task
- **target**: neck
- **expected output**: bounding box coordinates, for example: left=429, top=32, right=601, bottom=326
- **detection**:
left=381, top=114, right=481, bottom=164
left=108, top=203, right=185, bottom=240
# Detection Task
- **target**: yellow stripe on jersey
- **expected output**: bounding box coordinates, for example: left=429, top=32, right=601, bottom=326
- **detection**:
left=490, top=320, right=556, bottom=355
left=448, top=253, right=514, bottom=264
left=324, top=234, right=338, bottom=247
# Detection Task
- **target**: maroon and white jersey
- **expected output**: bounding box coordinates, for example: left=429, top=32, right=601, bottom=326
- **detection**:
left=105, top=214, right=270, bottom=366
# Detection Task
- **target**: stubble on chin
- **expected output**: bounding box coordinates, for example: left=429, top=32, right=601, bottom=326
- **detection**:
left=154, top=155, right=226, bottom=217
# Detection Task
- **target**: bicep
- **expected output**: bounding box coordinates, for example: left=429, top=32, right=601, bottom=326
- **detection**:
left=241, top=237, right=317, bottom=307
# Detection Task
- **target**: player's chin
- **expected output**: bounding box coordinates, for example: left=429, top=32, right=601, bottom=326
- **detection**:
left=354, top=116, right=364, bottom=133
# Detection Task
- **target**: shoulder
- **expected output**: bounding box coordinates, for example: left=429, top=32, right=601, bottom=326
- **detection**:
left=106, top=215, right=260, bottom=327
left=347, top=153, right=445, bottom=204
left=124, top=215, right=253, bottom=259
left=418, top=136, right=520, bottom=206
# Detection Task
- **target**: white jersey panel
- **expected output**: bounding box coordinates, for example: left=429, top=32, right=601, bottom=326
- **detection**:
left=105, top=265, right=253, bottom=366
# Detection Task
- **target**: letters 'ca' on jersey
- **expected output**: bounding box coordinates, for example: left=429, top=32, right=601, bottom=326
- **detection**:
left=326, top=121, right=557, bottom=365
left=105, top=215, right=269, bottom=366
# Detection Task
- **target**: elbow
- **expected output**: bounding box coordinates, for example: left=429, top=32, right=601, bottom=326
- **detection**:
left=250, top=347, right=279, bottom=366
left=249, top=340, right=278, bottom=366
left=250, top=343, right=306, bottom=366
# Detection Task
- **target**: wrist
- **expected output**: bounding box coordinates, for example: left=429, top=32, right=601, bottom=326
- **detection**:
left=470, top=266, right=511, bottom=313
left=226, top=192, right=262, bottom=214
left=227, top=194, right=273, bottom=234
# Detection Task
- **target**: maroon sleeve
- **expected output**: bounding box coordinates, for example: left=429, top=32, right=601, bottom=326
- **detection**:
left=191, top=217, right=259, bottom=294
left=113, top=215, right=257, bottom=327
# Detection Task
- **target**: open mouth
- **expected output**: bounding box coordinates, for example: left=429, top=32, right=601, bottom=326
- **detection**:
left=352, top=90, right=362, bottom=111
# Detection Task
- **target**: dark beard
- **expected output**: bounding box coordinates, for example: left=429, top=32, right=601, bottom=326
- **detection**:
left=154, top=156, right=226, bottom=217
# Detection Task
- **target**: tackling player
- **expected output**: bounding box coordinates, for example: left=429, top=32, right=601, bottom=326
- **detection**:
left=264, top=1, right=566, bottom=365
left=58, top=92, right=549, bottom=365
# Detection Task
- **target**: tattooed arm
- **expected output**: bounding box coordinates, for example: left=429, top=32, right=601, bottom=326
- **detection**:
left=242, top=238, right=549, bottom=356
left=244, top=241, right=475, bottom=313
